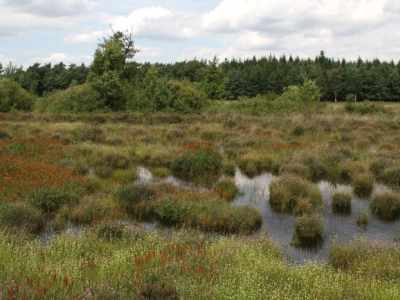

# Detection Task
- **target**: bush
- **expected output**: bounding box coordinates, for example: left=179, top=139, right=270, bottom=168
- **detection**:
left=0, top=130, right=11, bottom=140
left=46, top=81, right=107, bottom=113
left=214, top=176, right=239, bottom=201
left=291, top=125, right=306, bottom=136
left=172, top=141, right=222, bottom=177
left=269, top=174, right=323, bottom=213
left=29, top=188, right=81, bottom=212
left=345, top=100, right=391, bottom=115
left=294, top=214, right=324, bottom=243
left=332, top=191, right=352, bottom=213
left=352, top=173, right=374, bottom=198
left=0, top=203, right=46, bottom=234
left=0, top=78, right=35, bottom=112
left=115, top=183, right=157, bottom=214
left=370, top=191, right=400, bottom=222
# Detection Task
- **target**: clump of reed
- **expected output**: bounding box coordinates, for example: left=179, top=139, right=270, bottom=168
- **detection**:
left=269, top=174, right=323, bottom=213
left=331, top=190, right=352, bottom=214
left=155, top=191, right=261, bottom=234
left=0, top=202, right=46, bottom=234
left=115, top=183, right=157, bottom=217
left=171, top=141, right=222, bottom=177
left=214, top=176, right=240, bottom=201
left=370, top=191, right=400, bottom=222
left=352, top=173, right=374, bottom=198
left=293, top=213, right=324, bottom=245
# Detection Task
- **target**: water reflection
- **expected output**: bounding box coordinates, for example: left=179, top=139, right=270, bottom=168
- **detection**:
left=39, top=167, right=400, bottom=263
left=233, top=168, right=400, bottom=263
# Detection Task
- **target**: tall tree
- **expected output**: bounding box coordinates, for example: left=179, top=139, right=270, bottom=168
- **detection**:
left=87, top=28, right=139, bottom=110
left=198, top=56, right=228, bottom=100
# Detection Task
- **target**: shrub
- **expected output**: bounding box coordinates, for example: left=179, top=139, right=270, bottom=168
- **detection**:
left=115, top=183, right=157, bottom=214
left=46, top=82, right=107, bottom=113
left=332, top=191, right=352, bottom=213
left=345, top=100, right=391, bottom=115
left=0, top=78, right=35, bottom=112
left=214, top=176, right=239, bottom=201
left=29, top=188, right=81, bottom=212
left=71, top=125, right=106, bottom=143
left=269, top=174, right=323, bottom=213
left=171, top=141, right=222, bottom=176
left=370, top=191, right=400, bottom=222
left=291, top=125, right=305, bottom=136
left=352, top=173, right=374, bottom=198
left=294, top=214, right=324, bottom=243
left=0, top=203, right=46, bottom=234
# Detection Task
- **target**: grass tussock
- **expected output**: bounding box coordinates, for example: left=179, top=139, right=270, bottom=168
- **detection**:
left=370, top=191, right=400, bottom=222
left=269, top=174, right=323, bottom=213
left=332, top=190, right=352, bottom=214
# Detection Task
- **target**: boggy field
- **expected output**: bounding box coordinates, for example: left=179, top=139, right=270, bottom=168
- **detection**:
left=1, top=103, right=400, bottom=299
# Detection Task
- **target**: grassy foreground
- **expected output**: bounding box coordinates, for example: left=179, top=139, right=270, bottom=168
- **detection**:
left=1, top=102, right=400, bottom=298
left=1, top=228, right=400, bottom=300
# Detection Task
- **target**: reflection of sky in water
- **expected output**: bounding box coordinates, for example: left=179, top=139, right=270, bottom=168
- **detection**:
left=41, top=167, right=400, bottom=263
left=233, top=168, right=400, bottom=263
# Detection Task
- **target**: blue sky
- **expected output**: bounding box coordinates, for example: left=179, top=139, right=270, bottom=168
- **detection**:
left=1, top=0, right=400, bottom=69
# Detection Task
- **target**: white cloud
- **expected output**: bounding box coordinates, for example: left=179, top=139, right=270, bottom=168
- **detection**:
left=110, top=6, right=201, bottom=40
left=62, top=31, right=104, bottom=44
left=2, top=0, right=95, bottom=17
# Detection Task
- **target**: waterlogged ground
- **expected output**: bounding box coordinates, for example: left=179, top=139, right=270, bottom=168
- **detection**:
left=130, top=167, right=400, bottom=263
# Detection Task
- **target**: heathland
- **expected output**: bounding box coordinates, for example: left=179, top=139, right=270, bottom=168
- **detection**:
left=1, top=100, right=400, bottom=299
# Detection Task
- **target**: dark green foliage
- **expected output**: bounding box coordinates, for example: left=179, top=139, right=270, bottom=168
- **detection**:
left=45, top=82, right=106, bottom=113
left=0, top=203, right=46, bottom=234
left=371, top=192, right=400, bottom=222
left=72, top=125, right=106, bottom=142
left=116, top=183, right=157, bottom=214
left=172, top=141, right=222, bottom=176
left=29, top=188, right=81, bottom=212
left=127, top=77, right=206, bottom=114
left=0, top=78, right=35, bottom=112
left=345, top=101, right=392, bottom=115
left=291, top=125, right=306, bottom=136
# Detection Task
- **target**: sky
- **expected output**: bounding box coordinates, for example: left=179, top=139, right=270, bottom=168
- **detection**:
left=1, top=0, right=400, bottom=69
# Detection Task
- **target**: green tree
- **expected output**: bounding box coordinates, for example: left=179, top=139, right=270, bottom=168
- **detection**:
left=0, top=77, right=35, bottom=112
left=280, top=76, right=322, bottom=116
left=198, top=56, right=228, bottom=100
left=87, top=28, right=139, bottom=111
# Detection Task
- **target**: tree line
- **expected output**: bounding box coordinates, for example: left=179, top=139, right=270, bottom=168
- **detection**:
left=1, top=29, right=400, bottom=113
